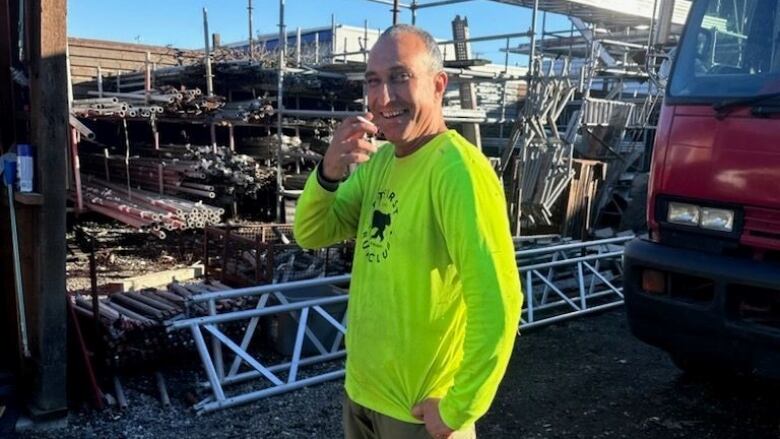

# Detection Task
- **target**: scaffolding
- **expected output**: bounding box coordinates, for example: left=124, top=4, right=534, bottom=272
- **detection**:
left=69, top=0, right=687, bottom=236
left=168, top=235, right=631, bottom=414
left=383, top=0, right=687, bottom=234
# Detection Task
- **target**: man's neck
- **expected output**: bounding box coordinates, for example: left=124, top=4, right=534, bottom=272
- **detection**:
left=394, top=122, right=448, bottom=158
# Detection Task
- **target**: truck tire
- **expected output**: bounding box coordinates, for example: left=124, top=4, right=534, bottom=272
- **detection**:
left=620, top=173, right=649, bottom=233
left=669, top=352, right=735, bottom=378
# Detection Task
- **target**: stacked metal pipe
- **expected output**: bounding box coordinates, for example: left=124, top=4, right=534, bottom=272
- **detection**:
left=212, top=98, right=275, bottom=123
left=71, top=96, right=129, bottom=118
left=239, top=135, right=324, bottom=165
left=70, top=279, right=249, bottom=368
left=140, top=144, right=277, bottom=199
left=80, top=146, right=275, bottom=202
left=74, top=85, right=224, bottom=119
left=77, top=178, right=224, bottom=239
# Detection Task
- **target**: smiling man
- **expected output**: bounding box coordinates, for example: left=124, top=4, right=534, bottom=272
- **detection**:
left=294, top=24, right=522, bottom=439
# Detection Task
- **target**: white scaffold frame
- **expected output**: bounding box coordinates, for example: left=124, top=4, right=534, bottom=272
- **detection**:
left=168, top=235, right=632, bottom=414
left=517, top=235, right=631, bottom=329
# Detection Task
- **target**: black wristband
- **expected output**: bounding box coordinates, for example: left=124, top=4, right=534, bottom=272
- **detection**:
left=316, top=163, right=341, bottom=192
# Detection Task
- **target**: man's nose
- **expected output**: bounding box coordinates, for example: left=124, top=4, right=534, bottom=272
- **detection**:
left=372, top=82, right=392, bottom=107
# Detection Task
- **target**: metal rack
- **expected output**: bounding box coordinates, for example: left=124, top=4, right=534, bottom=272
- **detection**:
left=69, top=0, right=685, bottom=234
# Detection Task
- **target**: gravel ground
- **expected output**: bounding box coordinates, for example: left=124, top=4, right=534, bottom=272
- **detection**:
left=17, top=309, right=780, bottom=439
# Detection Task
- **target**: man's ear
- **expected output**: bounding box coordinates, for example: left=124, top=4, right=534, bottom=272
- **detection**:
left=434, top=71, right=448, bottom=99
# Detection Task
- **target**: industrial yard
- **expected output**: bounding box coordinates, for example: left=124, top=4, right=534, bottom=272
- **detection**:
left=18, top=310, right=780, bottom=438
left=3, top=0, right=780, bottom=437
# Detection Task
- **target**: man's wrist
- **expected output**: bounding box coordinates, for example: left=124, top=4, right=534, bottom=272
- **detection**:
left=316, top=163, right=341, bottom=192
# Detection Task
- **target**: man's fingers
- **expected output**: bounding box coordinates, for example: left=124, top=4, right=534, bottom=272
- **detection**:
left=411, top=404, right=424, bottom=420
left=340, top=152, right=371, bottom=165
left=354, top=138, right=378, bottom=154
left=337, top=115, right=378, bottom=140
left=352, top=118, right=379, bottom=135
left=341, top=138, right=376, bottom=155
left=343, top=122, right=378, bottom=141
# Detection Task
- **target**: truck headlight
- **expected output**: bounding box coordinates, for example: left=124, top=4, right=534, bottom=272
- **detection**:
left=700, top=207, right=734, bottom=232
left=668, top=202, right=700, bottom=227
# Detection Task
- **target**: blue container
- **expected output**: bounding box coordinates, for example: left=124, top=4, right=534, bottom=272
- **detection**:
left=2, top=154, right=16, bottom=187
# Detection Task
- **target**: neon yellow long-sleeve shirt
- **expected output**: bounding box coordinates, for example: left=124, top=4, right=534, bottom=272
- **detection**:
left=294, top=130, right=522, bottom=430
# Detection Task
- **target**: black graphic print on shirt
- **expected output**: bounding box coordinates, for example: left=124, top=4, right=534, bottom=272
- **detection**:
left=361, top=190, right=398, bottom=263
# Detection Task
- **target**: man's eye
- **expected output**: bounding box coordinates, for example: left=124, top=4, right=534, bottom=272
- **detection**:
left=391, top=72, right=410, bottom=82
left=365, top=78, right=380, bottom=87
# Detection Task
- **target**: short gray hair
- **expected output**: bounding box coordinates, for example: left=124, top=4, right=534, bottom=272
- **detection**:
left=380, top=24, right=444, bottom=73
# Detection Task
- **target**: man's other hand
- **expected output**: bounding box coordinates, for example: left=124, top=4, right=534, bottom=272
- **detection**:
left=411, top=398, right=454, bottom=439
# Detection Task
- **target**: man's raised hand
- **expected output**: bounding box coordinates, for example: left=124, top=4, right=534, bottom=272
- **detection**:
left=321, top=113, right=378, bottom=181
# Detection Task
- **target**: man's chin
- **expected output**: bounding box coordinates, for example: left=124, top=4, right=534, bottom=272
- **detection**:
left=385, top=134, right=411, bottom=148
left=381, top=126, right=412, bottom=146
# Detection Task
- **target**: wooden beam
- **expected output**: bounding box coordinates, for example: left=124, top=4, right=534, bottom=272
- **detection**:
left=26, top=0, right=68, bottom=418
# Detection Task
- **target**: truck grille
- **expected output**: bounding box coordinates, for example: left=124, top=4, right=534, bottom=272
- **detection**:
left=741, top=206, right=780, bottom=252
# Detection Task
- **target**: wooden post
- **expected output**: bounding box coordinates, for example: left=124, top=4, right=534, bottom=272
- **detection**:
left=26, top=0, right=69, bottom=418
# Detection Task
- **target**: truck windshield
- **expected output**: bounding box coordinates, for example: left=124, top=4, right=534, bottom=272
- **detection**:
left=669, top=0, right=780, bottom=100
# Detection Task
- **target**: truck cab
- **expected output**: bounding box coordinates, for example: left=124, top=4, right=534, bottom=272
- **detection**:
left=623, top=0, right=780, bottom=376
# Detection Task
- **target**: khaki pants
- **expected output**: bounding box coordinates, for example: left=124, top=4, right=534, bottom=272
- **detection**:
left=343, top=395, right=477, bottom=439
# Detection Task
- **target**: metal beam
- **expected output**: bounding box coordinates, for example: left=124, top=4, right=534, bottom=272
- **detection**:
left=364, top=0, right=411, bottom=8
left=276, top=0, right=286, bottom=221
left=412, top=0, right=475, bottom=9
left=203, top=8, right=214, bottom=96
left=437, top=30, right=532, bottom=46
left=529, top=0, right=539, bottom=73
left=570, top=16, right=617, bottom=67
left=487, top=0, right=691, bottom=29
left=653, top=0, right=676, bottom=46
left=247, top=0, right=254, bottom=60
left=451, top=16, right=481, bottom=148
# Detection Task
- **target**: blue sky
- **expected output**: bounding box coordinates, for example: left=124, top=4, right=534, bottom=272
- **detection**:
left=68, top=0, right=571, bottom=65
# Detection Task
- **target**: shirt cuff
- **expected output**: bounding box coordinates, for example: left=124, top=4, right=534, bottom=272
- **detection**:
left=438, top=396, right=468, bottom=431
left=316, top=163, right=341, bottom=192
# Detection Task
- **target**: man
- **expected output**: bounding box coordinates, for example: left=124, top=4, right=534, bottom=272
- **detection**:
left=294, top=24, right=522, bottom=439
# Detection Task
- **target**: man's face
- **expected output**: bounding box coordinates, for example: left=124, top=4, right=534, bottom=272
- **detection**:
left=365, top=32, right=447, bottom=147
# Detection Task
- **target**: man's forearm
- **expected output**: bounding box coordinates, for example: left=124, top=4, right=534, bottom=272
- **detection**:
left=438, top=273, right=520, bottom=429
left=294, top=166, right=362, bottom=249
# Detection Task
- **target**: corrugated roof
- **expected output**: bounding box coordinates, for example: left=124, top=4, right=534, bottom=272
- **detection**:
left=488, top=0, right=691, bottom=29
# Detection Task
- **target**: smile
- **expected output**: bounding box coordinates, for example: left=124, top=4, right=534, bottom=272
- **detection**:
left=380, top=109, right=409, bottom=119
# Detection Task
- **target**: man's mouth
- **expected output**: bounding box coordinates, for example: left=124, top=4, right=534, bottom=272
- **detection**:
left=380, top=109, right=409, bottom=119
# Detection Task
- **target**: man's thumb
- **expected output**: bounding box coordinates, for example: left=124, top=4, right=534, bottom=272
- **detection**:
left=411, top=404, right=424, bottom=420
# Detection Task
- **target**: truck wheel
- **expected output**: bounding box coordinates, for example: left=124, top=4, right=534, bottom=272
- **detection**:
left=669, top=353, right=734, bottom=377
left=619, top=173, right=649, bottom=233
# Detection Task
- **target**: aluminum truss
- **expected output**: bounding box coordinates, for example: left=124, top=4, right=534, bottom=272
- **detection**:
left=169, top=236, right=631, bottom=414
left=517, top=235, right=631, bottom=329
left=168, top=275, right=351, bottom=414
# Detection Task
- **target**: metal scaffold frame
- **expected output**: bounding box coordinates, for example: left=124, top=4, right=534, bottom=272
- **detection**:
left=362, top=0, right=679, bottom=235
left=518, top=235, right=630, bottom=329
left=168, top=235, right=631, bottom=414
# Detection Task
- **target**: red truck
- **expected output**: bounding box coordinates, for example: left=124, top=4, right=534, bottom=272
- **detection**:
left=624, top=0, right=780, bottom=377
